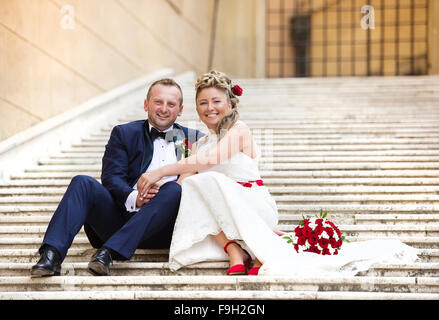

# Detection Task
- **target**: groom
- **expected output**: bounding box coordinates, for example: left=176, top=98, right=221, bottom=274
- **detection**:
left=31, top=78, right=204, bottom=276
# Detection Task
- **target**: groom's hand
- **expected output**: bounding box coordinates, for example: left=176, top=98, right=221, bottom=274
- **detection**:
left=136, top=185, right=160, bottom=208
left=137, top=170, right=163, bottom=198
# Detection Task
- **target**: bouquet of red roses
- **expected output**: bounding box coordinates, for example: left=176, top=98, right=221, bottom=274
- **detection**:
left=283, top=209, right=349, bottom=255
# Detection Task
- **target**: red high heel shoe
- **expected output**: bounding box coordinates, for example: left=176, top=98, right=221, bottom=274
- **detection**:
left=224, top=241, right=252, bottom=276
left=247, top=266, right=260, bottom=275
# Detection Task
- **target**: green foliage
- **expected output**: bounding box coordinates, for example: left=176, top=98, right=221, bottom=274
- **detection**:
left=315, top=208, right=328, bottom=219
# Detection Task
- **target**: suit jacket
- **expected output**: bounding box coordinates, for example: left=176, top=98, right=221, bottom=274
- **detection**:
left=101, top=119, right=204, bottom=209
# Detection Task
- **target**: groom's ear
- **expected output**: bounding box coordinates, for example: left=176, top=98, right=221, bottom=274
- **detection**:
left=177, top=104, right=184, bottom=117
left=144, top=99, right=149, bottom=113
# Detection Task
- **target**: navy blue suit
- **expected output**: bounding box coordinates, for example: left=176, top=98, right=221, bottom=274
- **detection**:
left=41, top=120, right=204, bottom=261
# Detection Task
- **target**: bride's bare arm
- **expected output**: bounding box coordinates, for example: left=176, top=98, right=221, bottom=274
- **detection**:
left=176, top=141, right=199, bottom=185
left=138, top=123, right=252, bottom=196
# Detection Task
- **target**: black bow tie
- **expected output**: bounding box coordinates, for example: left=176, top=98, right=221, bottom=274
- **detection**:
left=150, top=127, right=172, bottom=141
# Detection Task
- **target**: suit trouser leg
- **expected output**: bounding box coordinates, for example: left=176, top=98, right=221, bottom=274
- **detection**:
left=103, top=181, right=182, bottom=260
left=41, top=175, right=127, bottom=261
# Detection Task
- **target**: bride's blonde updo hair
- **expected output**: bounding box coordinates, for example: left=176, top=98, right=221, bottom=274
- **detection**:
left=195, top=70, right=240, bottom=136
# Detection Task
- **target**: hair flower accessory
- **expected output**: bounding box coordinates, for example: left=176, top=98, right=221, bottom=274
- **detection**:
left=231, top=84, right=243, bottom=96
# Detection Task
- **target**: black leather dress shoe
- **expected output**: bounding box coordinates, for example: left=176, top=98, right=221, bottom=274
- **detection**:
left=30, top=245, right=62, bottom=277
left=88, top=247, right=113, bottom=276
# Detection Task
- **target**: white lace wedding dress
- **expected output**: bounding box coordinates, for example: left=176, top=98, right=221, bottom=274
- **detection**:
left=168, top=121, right=419, bottom=276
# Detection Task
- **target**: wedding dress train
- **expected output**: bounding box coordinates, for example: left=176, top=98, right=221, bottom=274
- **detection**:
left=168, top=121, right=419, bottom=276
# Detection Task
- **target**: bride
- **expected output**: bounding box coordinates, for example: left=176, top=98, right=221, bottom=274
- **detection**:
left=137, top=70, right=419, bottom=276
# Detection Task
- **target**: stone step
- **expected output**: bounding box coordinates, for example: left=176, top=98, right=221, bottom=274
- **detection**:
left=2, top=212, right=439, bottom=230
left=124, top=116, right=439, bottom=122
left=1, top=290, right=438, bottom=300
left=1, top=185, right=438, bottom=196
left=260, top=170, right=439, bottom=178
left=0, top=213, right=438, bottom=227
left=239, top=100, right=439, bottom=106
left=50, top=149, right=439, bottom=158
left=273, top=194, right=439, bottom=204
left=277, top=204, right=439, bottom=214
left=0, top=248, right=168, bottom=263
left=262, top=177, right=439, bottom=186
left=1, top=204, right=438, bottom=221
left=260, top=145, right=439, bottom=151
left=2, top=185, right=438, bottom=196
left=36, top=156, right=439, bottom=166
left=2, top=203, right=438, bottom=216
left=268, top=186, right=439, bottom=194
left=277, top=224, right=439, bottom=237
left=61, top=144, right=439, bottom=153
left=0, top=275, right=437, bottom=293
left=0, top=236, right=91, bottom=249
left=70, top=138, right=439, bottom=148
left=2, top=247, right=438, bottom=264
left=0, top=205, right=57, bottom=214
left=0, top=187, right=68, bottom=196
left=358, top=263, right=439, bottom=277
left=94, top=126, right=439, bottom=136
left=238, top=76, right=439, bottom=83
left=100, top=125, right=439, bottom=134
left=354, top=214, right=439, bottom=224
left=268, top=163, right=439, bottom=170
left=259, top=156, right=439, bottom=163
left=1, top=224, right=437, bottom=237
left=0, top=180, right=73, bottom=187
left=114, top=115, right=439, bottom=123
left=0, top=216, right=52, bottom=225
left=9, top=173, right=100, bottom=180
left=6, top=176, right=439, bottom=187
left=0, top=211, right=437, bottom=225
left=0, top=261, right=437, bottom=277
left=0, top=236, right=437, bottom=251
left=235, top=106, right=439, bottom=112
left=73, top=135, right=439, bottom=144
left=82, top=132, right=439, bottom=142
left=0, top=261, right=229, bottom=277
left=237, top=88, right=439, bottom=94
left=2, top=194, right=439, bottom=205
left=21, top=163, right=439, bottom=173
left=240, top=95, right=439, bottom=101
left=277, top=213, right=439, bottom=225
left=241, top=84, right=439, bottom=90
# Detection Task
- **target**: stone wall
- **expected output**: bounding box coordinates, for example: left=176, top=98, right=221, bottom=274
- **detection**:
left=0, top=0, right=214, bottom=141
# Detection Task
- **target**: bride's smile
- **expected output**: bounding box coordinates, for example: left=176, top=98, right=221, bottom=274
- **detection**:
left=196, top=87, right=232, bottom=132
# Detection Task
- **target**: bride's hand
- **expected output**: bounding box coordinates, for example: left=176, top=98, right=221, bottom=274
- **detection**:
left=137, top=170, right=163, bottom=198
left=274, top=229, right=286, bottom=236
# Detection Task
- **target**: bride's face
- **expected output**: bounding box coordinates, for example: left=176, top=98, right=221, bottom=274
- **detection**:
left=196, top=87, right=232, bottom=131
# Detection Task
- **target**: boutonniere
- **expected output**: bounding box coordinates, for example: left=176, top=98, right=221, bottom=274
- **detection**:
left=175, top=139, right=192, bottom=158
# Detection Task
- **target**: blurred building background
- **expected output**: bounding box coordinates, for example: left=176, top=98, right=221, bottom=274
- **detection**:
left=265, top=0, right=438, bottom=77
left=0, top=0, right=438, bottom=142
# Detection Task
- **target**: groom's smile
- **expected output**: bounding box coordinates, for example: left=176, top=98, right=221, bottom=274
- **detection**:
left=157, top=114, right=170, bottom=120
left=144, top=84, right=183, bottom=131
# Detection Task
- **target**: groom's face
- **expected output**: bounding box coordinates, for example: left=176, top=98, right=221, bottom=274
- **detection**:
left=144, top=84, right=183, bottom=131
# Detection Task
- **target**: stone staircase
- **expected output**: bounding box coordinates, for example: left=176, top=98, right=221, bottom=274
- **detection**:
left=0, top=74, right=439, bottom=299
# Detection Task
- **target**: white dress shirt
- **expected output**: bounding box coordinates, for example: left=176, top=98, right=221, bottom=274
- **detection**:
left=125, top=124, right=178, bottom=212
